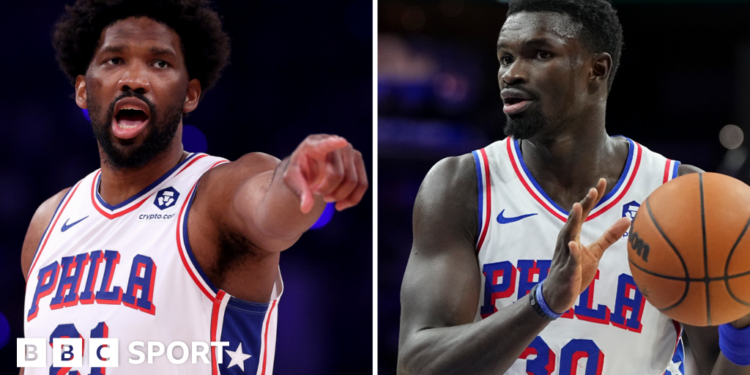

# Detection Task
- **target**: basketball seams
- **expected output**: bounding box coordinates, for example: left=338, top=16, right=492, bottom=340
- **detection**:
left=634, top=173, right=750, bottom=325
left=699, top=173, right=711, bottom=326
left=630, top=260, right=750, bottom=282
left=724, top=216, right=750, bottom=307
left=645, top=198, right=691, bottom=280
left=642, top=198, right=691, bottom=312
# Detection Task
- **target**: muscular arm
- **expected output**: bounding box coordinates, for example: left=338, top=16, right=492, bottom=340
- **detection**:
left=19, top=188, right=70, bottom=375
left=194, top=136, right=367, bottom=254
left=397, top=155, right=552, bottom=375
left=188, top=135, right=367, bottom=301
left=21, top=188, right=71, bottom=280
left=678, top=164, right=750, bottom=374
left=195, top=153, right=324, bottom=254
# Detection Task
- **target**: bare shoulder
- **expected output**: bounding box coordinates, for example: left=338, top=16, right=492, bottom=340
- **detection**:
left=400, top=153, right=481, bottom=339
left=678, top=163, right=704, bottom=176
left=413, top=153, right=478, bottom=257
left=21, top=188, right=71, bottom=280
left=420, top=153, right=477, bottom=193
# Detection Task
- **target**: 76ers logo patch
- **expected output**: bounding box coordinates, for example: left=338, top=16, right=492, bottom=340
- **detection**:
left=622, top=200, right=640, bottom=220
left=154, top=187, right=180, bottom=210
left=621, top=200, right=640, bottom=237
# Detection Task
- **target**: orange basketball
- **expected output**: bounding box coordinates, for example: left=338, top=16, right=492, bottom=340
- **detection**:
left=628, top=172, right=750, bottom=326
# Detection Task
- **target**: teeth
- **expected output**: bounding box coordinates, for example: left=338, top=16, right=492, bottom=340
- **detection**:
left=117, top=123, right=138, bottom=129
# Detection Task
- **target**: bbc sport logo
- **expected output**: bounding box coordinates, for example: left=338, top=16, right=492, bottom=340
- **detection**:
left=17, top=338, right=231, bottom=367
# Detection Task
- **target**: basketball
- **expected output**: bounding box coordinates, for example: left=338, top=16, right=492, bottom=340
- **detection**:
left=628, top=172, right=750, bottom=326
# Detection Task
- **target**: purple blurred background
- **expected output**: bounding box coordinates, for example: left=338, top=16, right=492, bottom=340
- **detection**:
left=0, top=0, right=372, bottom=373
left=378, top=0, right=750, bottom=373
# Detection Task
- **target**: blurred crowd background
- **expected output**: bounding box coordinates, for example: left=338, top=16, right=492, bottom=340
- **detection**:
left=0, top=0, right=372, bottom=373
left=379, top=0, right=750, bottom=373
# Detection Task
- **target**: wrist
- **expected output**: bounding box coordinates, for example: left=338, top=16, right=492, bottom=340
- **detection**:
left=719, top=323, right=750, bottom=366
left=529, top=282, right=563, bottom=320
left=541, top=282, right=565, bottom=314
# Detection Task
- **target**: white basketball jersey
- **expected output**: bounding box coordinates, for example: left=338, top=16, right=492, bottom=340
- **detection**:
left=24, top=153, right=283, bottom=375
left=473, top=137, right=685, bottom=375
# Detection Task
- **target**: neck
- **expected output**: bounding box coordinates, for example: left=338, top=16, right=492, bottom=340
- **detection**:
left=98, top=136, right=186, bottom=207
left=519, top=111, right=628, bottom=210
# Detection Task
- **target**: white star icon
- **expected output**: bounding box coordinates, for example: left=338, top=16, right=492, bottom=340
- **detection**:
left=666, top=360, right=682, bottom=375
left=225, top=342, right=252, bottom=372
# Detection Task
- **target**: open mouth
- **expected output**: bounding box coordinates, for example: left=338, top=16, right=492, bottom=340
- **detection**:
left=111, top=98, right=152, bottom=140
left=503, top=98, right=532, bottom=115
left=116, top=108, right=149, bottom=128
left=504, top=97, right=526, bottom=106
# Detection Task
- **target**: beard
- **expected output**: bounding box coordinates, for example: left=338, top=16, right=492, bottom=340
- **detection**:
left=503, top=106, right=549, bottom=140
left=89, top=91, right=183, bottom=170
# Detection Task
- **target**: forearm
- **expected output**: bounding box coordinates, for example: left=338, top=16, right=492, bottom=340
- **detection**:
left=711, top=354, right=750, bottom=375
left=234, top=158, right=326, bottom=245
left=398, top=294, right=550, bottom=375
left=711, top=319, right=750, bottom=375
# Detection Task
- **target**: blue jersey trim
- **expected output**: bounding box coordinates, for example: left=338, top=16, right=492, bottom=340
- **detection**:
left=227, top=295, right=270, bottom=313
left=28, top=186, right=74, bottom=278
left=672, top=160, right=681, bottom=179
left=182, top=184, right=219, bottom=294
left=597, top=137, right=635, bottom=207
left=95, top=153, right=198, bottom=211
left=218, top=298, right=273, bottom=374
left=512, top=137, right=634, bottom=215
left=512, top=139, right=568, bottom=214
left=665, top=335, right=686, bottom=375
left=472, top=151, right=484, bottom=238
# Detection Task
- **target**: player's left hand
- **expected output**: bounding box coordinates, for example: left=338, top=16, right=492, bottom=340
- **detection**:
left=283, top=134, right=369, bottom=214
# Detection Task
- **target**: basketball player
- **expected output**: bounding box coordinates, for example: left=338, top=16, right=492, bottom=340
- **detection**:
left=20, top=0, right=367, bottom=374
left=398, top=0, right=750, bottom=374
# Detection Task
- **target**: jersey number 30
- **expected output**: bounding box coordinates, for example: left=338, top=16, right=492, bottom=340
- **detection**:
left=520, top=336, right=604, bottom=375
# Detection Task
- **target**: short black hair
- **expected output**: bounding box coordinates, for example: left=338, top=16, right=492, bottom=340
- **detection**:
left=507, top=0, right=623, bottom=89
left=52, top=0, right=230, bottom=96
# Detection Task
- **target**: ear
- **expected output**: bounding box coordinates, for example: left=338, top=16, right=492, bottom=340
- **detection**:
left=183, top=78, right=202, bottom=113
left=75, top=75, right=87, bottom=109
left=590, top=52, right=613, bottom=88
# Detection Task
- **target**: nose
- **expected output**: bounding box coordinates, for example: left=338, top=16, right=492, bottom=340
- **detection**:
left=499, top=60, right=527, bottom=87
left=117, top=62, right=151, bottom=94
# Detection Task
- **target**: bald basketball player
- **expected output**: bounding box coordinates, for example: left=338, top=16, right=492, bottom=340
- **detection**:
left=398, top=0, right=750, bottom=374
left=21, top=1, right=367, bottom=374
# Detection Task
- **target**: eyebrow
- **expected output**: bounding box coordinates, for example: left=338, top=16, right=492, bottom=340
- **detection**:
left=149, top=47, right=177, bottom=58
left=99, top=44, right=176, bottom=58
left=100, top=44, right=128, bottom=54
left=497, top=38, right=555, bottom=50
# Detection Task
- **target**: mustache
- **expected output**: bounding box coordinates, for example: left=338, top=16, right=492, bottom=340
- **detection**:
left=504, top=86, right=540, bottom=101
left=107, top=91, right=157, bottom=116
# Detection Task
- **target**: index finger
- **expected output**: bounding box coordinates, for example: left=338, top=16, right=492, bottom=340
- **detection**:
left=303, top=136, right=349, bottom=158
left=580, top=178, right=607, bottom=220
left=587, top=217, right=631, bottom=259
left=564, top=201, right=584, bottom=243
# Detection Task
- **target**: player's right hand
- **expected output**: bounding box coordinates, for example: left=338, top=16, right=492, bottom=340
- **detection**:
left=283, top=134, right=368, bottom=214
left=542, top=178, right=631, bottom=314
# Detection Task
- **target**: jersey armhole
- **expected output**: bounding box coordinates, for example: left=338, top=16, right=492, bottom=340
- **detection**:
left=663, top=159, right=682, bottom=183
left=27, top=181, right=82, bottom=280
left=472, top=149, right=492, bottom=253
left=176, top=159, right=284, bottom=303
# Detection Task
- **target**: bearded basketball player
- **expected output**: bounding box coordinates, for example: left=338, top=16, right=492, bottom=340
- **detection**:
left=398, top=0, right=750, bottom=374
left=20, top=0, right=367, bottom=374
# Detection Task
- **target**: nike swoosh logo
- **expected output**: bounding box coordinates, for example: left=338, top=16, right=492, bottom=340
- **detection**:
left=61, top=216, right=89, bottom=232
left=497, top=209, right=537, bottom=224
